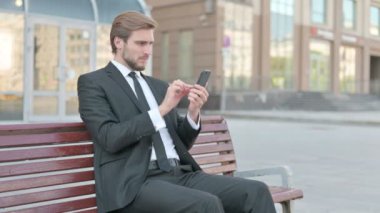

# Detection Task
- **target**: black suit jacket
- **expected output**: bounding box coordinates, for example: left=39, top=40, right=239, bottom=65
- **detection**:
left=77, top=62, right=201, bottom=212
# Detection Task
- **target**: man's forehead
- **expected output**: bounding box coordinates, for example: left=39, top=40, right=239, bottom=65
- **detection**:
left=130, top=29, right=154, bottom=38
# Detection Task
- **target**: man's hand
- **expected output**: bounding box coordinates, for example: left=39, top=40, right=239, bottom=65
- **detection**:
left=187, top=84, right=209, bottom=122
left=159, top=80, right=191, bottom=116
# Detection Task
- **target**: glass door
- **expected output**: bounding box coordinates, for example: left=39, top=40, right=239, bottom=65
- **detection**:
left=26, top=17, right=95, bottom=122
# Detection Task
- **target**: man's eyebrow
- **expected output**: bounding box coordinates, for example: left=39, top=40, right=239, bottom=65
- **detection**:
left=135, top=40, right=154, bottom=43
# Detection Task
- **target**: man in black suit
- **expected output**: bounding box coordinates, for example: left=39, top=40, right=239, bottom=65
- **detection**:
left=78, top=11, right=276, bottom=213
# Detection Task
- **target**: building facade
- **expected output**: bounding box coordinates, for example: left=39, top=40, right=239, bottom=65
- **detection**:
left=147, top=0, right=380, bottom=109
left=0, top=0, right=149, bottom=122
left=3, top=0, right=380, bottom=123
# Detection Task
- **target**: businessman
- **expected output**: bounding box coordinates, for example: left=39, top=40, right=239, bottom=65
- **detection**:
left=78, top=11, right=276, bottom=213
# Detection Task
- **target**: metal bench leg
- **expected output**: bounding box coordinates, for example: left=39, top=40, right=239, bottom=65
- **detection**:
left=281, top=201, right=292, bottom=213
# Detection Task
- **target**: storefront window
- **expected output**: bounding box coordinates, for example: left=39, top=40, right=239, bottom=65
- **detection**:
left=223, top=1, right=253, bottom=90
left=339, top=46, right=357, bottom=93
left=33, top=24, right=60, bottom=92
left=343, top=0, right=356, bottom=30
left=311, top=0, right=327, bottom=24
left=0, top=0, right=147, bottom=122
left=65, top=28, right=91, bottom=115
left=96, top=25, right=113, bottom=69
left=309, top=40, right=331, bottom=91
left=370, top=6, right=380, bottom=36
left=270, top=0, right=294, bottom=89
left=0, top=13, right=24, bottom=121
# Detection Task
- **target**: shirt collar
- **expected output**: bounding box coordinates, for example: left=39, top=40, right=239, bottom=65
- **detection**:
left=111, top=60, right=142, bottom=78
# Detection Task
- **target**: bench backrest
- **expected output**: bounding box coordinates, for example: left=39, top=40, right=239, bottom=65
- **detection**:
left=0, top=115, right=235, bottom=212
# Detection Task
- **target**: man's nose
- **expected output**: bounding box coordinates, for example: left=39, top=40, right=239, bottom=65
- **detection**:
left=144, top=45, right=153, bottom=55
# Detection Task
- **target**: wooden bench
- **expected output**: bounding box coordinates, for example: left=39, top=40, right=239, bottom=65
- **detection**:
left=0, top=115, right=303, bottom=213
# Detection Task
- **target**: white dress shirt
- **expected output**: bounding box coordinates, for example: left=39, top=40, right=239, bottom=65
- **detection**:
left=111, top=60, right=200, bottom=161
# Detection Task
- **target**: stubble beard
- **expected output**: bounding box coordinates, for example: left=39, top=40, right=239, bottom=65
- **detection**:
left=124, top=56, right=145, bottom=71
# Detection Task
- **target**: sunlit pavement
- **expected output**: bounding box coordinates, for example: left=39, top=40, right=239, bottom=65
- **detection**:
left=223, top=113, right=380, bottom=213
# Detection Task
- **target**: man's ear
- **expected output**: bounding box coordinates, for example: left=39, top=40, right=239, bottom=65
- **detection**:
left=114, top=36, right=124, bottom=49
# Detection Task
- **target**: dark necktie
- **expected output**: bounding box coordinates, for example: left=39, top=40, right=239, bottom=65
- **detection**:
left=128, top=72, right=172, bottom=171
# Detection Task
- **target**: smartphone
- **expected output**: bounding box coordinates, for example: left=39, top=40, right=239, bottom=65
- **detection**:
left=196, top=70, right=211, bottom=87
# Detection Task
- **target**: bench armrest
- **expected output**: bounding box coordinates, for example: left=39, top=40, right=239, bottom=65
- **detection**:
left=234, top=165, right=293, bottom=188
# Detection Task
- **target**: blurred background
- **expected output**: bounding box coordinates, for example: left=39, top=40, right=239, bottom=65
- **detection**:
left=1, top=0, right=380, bottom=212
left=3, top=0, right=380, bottom=122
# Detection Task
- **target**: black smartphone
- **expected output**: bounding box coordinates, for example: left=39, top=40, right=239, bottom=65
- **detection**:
left=196, top=70, right=211, bottom=86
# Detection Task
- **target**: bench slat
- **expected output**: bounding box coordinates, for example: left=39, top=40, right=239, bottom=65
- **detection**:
left=189, top=143, right=234, bottom=155
left=0, top=144, right=93, bottom=162
left=194, top=153, right=236, bottom=165
left=0, top=122, right=85, bottom=132
left=200, top=123, right=228, bottom=133
left=202, top=163, right=237, bottom=175
left=0, top=132, right=91, bottom=148
left=0, top=171, right=94, bottom=193
left=0, top=157, right=93, bottom=177
left=199, top=115, right=224, bottom=124
left=269, top=186, right=304, bottom=203
left=0, top=185, right=95, bottom=208
left=12, top=197, right=97, bottom=213
left=195, top=133, right=231, bottom=144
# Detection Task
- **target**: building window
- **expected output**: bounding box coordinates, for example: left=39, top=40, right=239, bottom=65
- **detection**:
left=343, top=0, right=357, bottom=30
left=311, top=0, right=327, bottom=24
left=96, top=25, right=112, bottom=69
left=178, top=30, right=194, bottom=81
left=339, top=46, right=357, bottom=93
left=0, top=13, right=24, bottom=121
left=161, top=32, right=170, bottom=81
left=223, top=1, right=253, bottom=90
left=370, top=6, right=380, bottom=36
left=309, top=40, right=331, bottom=91
left=270, top=0, right=294, bottom=90
left=65, top=28, right=91, bottom=115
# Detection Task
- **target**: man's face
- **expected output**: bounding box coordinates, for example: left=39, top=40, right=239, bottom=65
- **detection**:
left=116, top=29, right=154, bottom=71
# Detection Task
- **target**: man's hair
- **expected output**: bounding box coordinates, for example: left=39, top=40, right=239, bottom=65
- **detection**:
left=110, top=11, right=158, bottom=53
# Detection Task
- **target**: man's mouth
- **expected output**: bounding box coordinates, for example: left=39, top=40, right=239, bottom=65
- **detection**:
left=138, top=57, right=149, bottom=63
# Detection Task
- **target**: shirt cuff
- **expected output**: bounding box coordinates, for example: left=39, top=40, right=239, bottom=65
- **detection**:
left=187, top=113, right=200, bottom=130
left=148, top=108, right=166, bottom=131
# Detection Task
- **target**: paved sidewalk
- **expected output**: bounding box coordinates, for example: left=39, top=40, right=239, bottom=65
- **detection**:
left=206, top=110, right=380, bottom=126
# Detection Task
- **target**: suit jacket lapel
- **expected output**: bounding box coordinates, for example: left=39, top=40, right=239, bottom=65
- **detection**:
left=142, top=74, right=165, bottom=106
left=105, top=62, right=145, bottom=112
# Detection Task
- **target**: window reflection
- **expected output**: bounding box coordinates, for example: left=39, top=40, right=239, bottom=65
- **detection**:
left=309, top=40, right=331, bottom=91
left=223, top=1, right=253, bottom=90
left=34, top=24, right=59, bottom=91
left=33, top=96, right=58, bottom=115
left=343, top=0, right=356, bottom=30
left=96, top=25, right=112, bottom=69
left=339, top=46, right=357, bottom=93
left=370, top=6, right=380, bottom=36
left=311, top=0, right=327, bottom=24
left=0, top=13, right=24, bottom=121
left=65, top=28, right=90, bottom=93
left=66, top=95, right=79, bottom=115
left=270, top=0, right=294, bottom=89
